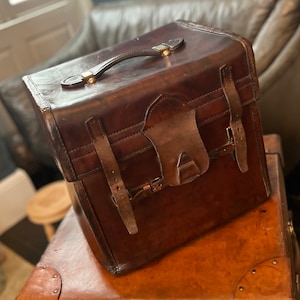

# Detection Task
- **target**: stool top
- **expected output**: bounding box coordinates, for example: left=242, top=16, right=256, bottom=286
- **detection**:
left=27, top=181, right=71, bottom=224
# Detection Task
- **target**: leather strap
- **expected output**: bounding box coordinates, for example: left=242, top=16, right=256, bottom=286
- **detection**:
left=86, top=118, right=138, bottom=235
left=220, top=65, right=248, bottom=173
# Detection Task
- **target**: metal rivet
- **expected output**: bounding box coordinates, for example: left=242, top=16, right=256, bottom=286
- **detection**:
left=162, top=49, right=171, bottom=56
left=53, top=274, right=58, bottom=278
left=239, top=286, right=244, bottom=292
left=251, top=269, right=256, bottom=274
left=272, top=260, right=278, bottom=265
left=87, top=77, right=96, bottom=84
left=53, top=289, right=59, bottom=294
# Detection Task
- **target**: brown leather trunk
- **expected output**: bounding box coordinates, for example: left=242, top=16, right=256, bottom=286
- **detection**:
left=16, top=135, right=300, bottom=300
left=23, top=21, right=270, bottom=275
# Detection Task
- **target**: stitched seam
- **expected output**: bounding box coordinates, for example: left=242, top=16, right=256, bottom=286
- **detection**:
left=109, top=121, right=144, bottom=138
left=72, top=151, right=95, bottom=161
left=112, top=81, right=252, bottom=145
left=113, top=131, right=143, bottom=145
left=52, top=118, right=77, bottom=179
left=111, top=80, right=252, bottom=140
left=120, top=145, right=153, bottom=161
left=69, top=142, right=93, bottom=154
left=191, top=94, right=224, bottom=109
left=68, top=78, right=253, bottom=162
left=77, top=167, right=103, bottom=179
left=73, top=96, right=255, bottom=175
left=199, top=109, right=229, bottom=126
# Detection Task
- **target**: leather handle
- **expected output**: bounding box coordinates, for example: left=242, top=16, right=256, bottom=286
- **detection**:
left=61, top=37, right=184, bottom=89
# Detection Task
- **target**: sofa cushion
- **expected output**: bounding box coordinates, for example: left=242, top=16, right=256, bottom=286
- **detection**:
left=90, top=0, right=277, bottom=49
left=0, top=139, right=16, bottom=180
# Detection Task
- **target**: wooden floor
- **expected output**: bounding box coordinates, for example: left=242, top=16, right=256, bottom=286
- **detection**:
left=0, top=243, right=34, bottom=300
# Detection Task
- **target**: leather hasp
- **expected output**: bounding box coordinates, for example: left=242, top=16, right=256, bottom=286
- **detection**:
left=142, top=95, right=209, bottom=186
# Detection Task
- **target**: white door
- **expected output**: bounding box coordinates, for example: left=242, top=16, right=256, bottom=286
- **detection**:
left=0, top=0, right=92, bottom=82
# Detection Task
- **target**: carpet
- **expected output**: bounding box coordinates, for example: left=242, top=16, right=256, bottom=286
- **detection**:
left=0, top=217, right=48, bottom=265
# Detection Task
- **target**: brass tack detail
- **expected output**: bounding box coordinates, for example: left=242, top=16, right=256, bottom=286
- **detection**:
left=272, top=260, right=278, bottom=265
left=162, top=49, right=171, bottom=56
left=53, top=289, right=59, bottom=294
left=87, top=78, right=96, bottom=84
left=239, top=286, right=244, bottom=292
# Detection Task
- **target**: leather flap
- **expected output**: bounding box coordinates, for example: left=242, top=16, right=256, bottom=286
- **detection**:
left=142, top=95, right=209, bottom=186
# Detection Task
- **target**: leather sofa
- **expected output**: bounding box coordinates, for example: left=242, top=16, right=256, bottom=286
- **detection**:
left=0, top=0, right=299, bottom=181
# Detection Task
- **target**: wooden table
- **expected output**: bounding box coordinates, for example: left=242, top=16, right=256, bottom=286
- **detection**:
left=17, top=135, right=300, bottom=299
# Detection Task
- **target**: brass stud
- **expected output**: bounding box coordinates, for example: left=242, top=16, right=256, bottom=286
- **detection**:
left=272, top=260, right=278, bottom=265
left=53, top=289, right=59, bottom=294
left=239, top=286, right=244, bottom=292
left=87, top=77, right=96, bottom=84
left=162, top=49, right=171, bottom=56
left=251, top=269, right=256, bottom=274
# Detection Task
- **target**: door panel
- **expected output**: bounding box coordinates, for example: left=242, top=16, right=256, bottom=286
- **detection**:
left=0, top=47, right=18, bottom=80
left=0, top=0, right=92, bottom=81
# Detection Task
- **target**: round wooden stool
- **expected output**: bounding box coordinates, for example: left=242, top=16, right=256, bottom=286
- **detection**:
left=27, top=181, right=71, bottom=241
